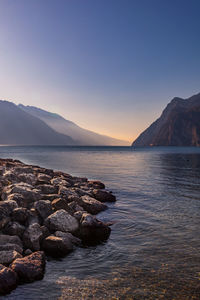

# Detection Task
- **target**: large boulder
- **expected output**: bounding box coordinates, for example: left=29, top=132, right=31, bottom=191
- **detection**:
left=55, top=231, right=81, bottom=246
left=35, top=200, right=52, bottom=220
left=0, top=243, right=23, bottom=254
left=0, top=250, right=22, bottom=265
left=45, top=209, right=79, bottom=233
left=92, top=189, right=116, bottom=202
left=0, top=265, right=18, bottom=295
left=42, top=235, right=73, bottom=257
left=79, top=213, right=111, bottom=244
left=10, top=251, right=46, bottom=283
left=23, top=223, right=43, bottom=251
left=37, top=173, right=52, bottom=184
left=7, top=193, right=29, bottom=208
left=17, top=173, right=37, bottom=185
left=76, top=195, right=107, bottom=214
left=87, top=180, right=105, bottom=189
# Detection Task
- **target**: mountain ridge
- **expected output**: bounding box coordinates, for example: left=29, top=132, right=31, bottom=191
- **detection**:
left=132, top=93, right=200, bottom=147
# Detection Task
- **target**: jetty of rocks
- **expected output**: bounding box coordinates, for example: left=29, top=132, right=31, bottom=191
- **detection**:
left=0, top=158, right=116, bottom=295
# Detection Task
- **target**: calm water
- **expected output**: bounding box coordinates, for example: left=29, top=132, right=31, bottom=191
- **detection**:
left=2, top=146, right=200, bottom=299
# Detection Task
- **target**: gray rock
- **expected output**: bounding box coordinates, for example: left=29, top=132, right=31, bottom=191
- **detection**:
left=42, top=235, right=73, bottom=257
left=23, top=223, right=43, bottom=251
left=45, top=209, right=79, bottom=233
left=7, top=193, right=28, bottom=208
left=35, top=200, right=52, bottom=220
left=37, top=173, right=52, bottom=184
left=27, top=208, right=40, bottom=226
left=17, top=173, right=37, bottom=185
left=2, top=183, right=41, bottom=202
left=55, top=231, right=81, bottom=246
left=0, top=250, right=22, bottom=265
left=24, top=249, right=32, bottom=256
left=77, top=195, right=107, bottom=215
left=51, top=198, right=73, bottom=214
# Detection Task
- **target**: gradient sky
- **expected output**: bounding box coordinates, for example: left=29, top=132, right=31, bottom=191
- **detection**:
left=0, top=0, right=200, bottom=143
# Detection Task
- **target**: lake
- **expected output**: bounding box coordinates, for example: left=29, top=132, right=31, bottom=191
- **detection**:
left=2, top=146, right=200, bottom=299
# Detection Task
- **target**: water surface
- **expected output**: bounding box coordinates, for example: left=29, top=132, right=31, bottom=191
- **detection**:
left=2, top=146, right=200, bottom=299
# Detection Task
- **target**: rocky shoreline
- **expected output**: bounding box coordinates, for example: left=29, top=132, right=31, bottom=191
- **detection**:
left=0, top=158, right=116, bottom=295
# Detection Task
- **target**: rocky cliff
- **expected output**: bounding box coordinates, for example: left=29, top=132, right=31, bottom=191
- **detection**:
left=132, top=93, right=200, bottom=147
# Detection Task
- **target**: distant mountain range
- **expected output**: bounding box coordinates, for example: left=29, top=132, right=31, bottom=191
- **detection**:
left=132, top=93, right=200, bottom=147
left=0, top=100, right=128, bottom=146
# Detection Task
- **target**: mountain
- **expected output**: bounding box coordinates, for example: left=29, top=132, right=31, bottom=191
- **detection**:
left=19, top=104, right=129, bottom=146
left=0, top=100, right=75, bottom=145
left=132, top=93, right=200, bottom=147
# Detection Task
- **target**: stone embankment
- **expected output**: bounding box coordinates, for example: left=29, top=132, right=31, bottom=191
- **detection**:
left=0, top=158, right=116, bottom=295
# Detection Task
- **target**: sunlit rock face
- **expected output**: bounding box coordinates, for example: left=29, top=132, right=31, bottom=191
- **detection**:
left=132, top=93, right=200, bottom=147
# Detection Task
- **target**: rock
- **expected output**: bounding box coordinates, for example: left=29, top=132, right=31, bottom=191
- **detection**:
left=42, top=235, right=73, bottom=257
left=55, top=231, right=81, bottom=246
left=0, top=265, right=18, bottom=295
left=51, top=177, right=71, bottom=187
left=41, top=194, right=60, bottom=201
left=74, top=210, right=87, bottom=221
left=11, top=207, right=28, bottom=224
left=37, top=184, right=58, bottom=195
left=0, top=234, right=23, bottom=248
left=0, top=200, right=18, bottom=215
left=77, top=195, right=107, bottom=214
left=0, top=243, right=23, bottom=254
left=51, top=198, right=73, bottom=214
left=79, top=213, right=111, bottom=244
left=88, top=180, right=105, bottom=189
left=68, top=201, right=84, bottom=213
left=7, top=193, right=28, bottom=208
left=3, top=222, right=25, bottom=238
left=37, top=173, right=52, bottom=184
left=11, top=251, right=46, bottom=283
left=92, top=189, right=116, bottom=202
left=58, top=186, right=78, bottom=201
left=0, top=250, right=22, bottom=265
left=24, top=249, right=32, bottom=256
left=27, top=208, right=40, bottom=226
left=35, top=200, right=52, bottom=220
left=17, top=173, right=37, bottom=185
left=23, top=223, right=43, bottom=251
left=2, top=183, right=41, bottom=203
left=45, top=209, right=79, bottom=233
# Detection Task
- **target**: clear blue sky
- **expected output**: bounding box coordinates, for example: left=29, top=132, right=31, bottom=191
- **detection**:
left=0, top=0, right=199, bottom=142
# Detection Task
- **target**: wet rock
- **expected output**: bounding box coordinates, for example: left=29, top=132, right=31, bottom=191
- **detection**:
left=11, top=251, right=46, bottom=283
left=37, top=184, right=58, bottom=195
left=92, top=189, right=116, bottom=202
left=0, top=265, right=18, bottom=295
left=11, top=207, right=28, bottom=225
left=79, top=213, right=111, bottom=244
left=42, top=235, right=73, bottom=257
left=77, top=195, right=107, bottom=214
left=3, top=222, right=25, bottom=238
left=35, top=200, right=52, bottom=220
left=23, top=223, right=44, bottom=251
left=51, top=198, right=73, bottom=214
left=45, top=209, right=79, bottom=233
left=0, top=250, right=22, bottom=265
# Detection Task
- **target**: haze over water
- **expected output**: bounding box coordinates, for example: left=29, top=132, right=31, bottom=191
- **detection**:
left=1, top=146, right=200, bottom=299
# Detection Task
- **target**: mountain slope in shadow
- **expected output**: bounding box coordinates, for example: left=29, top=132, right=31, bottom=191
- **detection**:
left=0, top=100, right=75, bottom=145
left=132, top=93, right=200, bottom=147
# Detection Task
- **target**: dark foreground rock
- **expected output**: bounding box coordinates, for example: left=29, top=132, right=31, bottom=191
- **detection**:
left=10, top=251, right=45, bottom=283
left=0, top=158, right=116, bottom=294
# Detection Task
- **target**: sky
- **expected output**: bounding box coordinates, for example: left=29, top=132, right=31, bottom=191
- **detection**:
left=0, top=0, right=199, bottom=143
